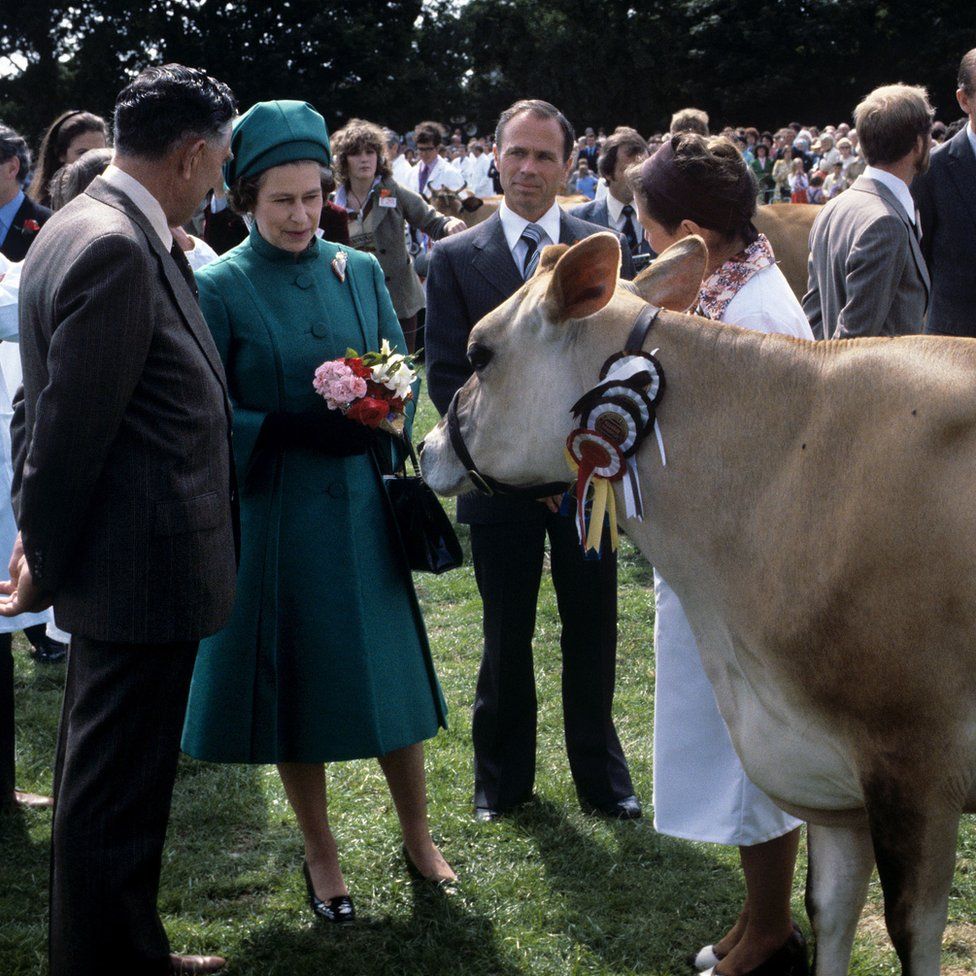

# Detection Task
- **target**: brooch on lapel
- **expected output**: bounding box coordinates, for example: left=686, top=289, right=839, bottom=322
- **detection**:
left=331, top=248, right=348, bottom=283
left=20, top=218, right=41, bottom=238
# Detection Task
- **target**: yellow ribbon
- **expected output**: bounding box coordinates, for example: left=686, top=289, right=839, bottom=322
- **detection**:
left=564, top=448, right=620, bottom=553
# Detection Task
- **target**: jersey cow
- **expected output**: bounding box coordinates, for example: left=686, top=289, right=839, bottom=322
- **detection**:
left=421, top=233, right=976, bottom=976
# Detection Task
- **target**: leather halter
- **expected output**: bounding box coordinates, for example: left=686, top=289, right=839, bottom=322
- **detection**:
left=445, top=303, right=662, bottom=498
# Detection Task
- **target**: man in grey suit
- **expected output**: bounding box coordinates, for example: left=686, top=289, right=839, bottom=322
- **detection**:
left=912, top=49, right=976, bottom=337
left=0, top=65, right=238, bottom=975
left=803, top=83, right=933, bottom=339
left=426, top=99, right=641, bottom=823
left=570, top=126, right=653, bottom=266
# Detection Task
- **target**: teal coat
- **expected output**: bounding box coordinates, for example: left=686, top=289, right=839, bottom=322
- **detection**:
left=181, top=226, right=447, bottom=763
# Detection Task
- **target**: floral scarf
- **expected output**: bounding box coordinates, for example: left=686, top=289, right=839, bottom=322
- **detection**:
left=695, top=233, right=776, bottom=321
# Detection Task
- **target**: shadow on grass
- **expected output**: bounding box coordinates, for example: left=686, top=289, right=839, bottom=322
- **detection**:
left=237, top=880, right=524, bottom=976
left=516, top=799, right=742, bottom=973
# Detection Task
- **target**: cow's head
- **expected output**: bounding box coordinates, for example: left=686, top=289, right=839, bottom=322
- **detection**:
left=426, top=181, right=484, bottom=221
left=421, top=233, right=707, bottom=497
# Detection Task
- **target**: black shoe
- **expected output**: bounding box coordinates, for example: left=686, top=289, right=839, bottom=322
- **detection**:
left=580, top=794, right=643, bottom=820
left=302, top=860, right=355, bottom=924
left=473, top=806, right=503, bottom=822
left=710, top=930, right=809, bottom=976
left=28, top=632, right=67, bottom=664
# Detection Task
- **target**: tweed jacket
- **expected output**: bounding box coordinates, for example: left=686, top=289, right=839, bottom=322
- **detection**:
left=802, top=174, right=930, bottom=339
left=425, top=209, right=634, bottom=525
left=912, top=126, right=976, bottom=336
left=347, top=176, right=452, bottom=319
left=16, top=176, right=238, bottom=642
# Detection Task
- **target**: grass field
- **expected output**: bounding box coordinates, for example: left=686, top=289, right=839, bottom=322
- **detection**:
left=1, top=385, right=975, bottom=975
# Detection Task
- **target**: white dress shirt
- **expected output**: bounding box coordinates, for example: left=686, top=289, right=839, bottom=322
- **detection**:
left=606, top=192, right=640, bottom=241
left=863, top=165, right=916, bottom=225
left=101, top=165, right=173, bottom=249
left=498, top=200, right=561, bottom=271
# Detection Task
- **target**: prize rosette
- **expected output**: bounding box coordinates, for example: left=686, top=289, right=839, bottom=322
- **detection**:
left=564, top=339, right=667, bottom=553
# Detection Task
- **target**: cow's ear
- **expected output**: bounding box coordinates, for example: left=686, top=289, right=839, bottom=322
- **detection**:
left=535, top=243, right=569, bottom=274
left=632, top=235, right=707, bottom=312
left=461, top=196, right=483, bottom=212
left=544, top=233, right=620, bottom=323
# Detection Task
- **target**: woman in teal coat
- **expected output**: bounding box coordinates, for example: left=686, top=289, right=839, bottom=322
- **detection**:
left=181, top=101, right=456, bottom=921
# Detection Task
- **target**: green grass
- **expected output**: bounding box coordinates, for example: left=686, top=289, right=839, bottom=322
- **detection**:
left=2, top=384, right=975, bottom=974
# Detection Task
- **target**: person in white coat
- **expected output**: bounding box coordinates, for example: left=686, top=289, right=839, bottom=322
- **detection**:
left=632, top=134, right=812, bottom=976
left=0, top=254, right=60, bottom=811
left=403, top=121, right=464, bottom=198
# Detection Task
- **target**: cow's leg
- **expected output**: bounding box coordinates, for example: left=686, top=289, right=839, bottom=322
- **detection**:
left=806, top=821, right=873, bottom=976
left=864, top=778, right=960, bottom=976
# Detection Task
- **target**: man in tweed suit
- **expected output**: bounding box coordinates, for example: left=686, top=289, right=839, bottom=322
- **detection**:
left=0, top=65, right=238, bottom=976
left=803, top=84, right=933, bottom=339
left=425, top=99, right=641, bottom=822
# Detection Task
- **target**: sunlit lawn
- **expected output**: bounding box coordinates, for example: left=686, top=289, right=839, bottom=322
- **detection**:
left=1, top=378, right=974, bottom=974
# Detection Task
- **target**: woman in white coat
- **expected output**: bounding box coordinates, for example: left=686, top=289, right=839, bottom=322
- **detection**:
left=631, top=134, right=813, bottom=976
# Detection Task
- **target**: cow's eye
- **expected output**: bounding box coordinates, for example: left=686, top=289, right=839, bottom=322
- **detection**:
left=468, top=343, right=493, bottom=372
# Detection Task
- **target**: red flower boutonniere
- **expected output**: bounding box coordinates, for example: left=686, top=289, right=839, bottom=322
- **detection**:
left=21, top=219, right=41, bottom=237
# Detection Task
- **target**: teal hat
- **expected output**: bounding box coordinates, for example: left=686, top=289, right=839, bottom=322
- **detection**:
left=225, top=100, right=331, bottom=186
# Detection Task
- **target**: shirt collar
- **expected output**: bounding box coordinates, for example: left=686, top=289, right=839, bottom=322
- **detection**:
left=0, top=189, right=26, bottom=240
left=498, top=199, right=562, bottom=252
left=101, top=165, right=173, bottom=250
left=605, top=192, right=634, bottom=226
left=863, top=165, right=916, bottom=225
left=967, top=121, right=976, bottom=161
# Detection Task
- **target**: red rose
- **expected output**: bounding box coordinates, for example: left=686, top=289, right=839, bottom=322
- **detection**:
left=346, top=396, right=390, bottom=428
left=23, top=219, right=40, bottom=233
left=344, top=357, right=371, bottom=379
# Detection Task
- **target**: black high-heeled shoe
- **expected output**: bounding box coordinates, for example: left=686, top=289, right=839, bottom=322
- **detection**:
left=402, top=844, right=460, bottom=894
left=302, top=859, right=355, bottom=924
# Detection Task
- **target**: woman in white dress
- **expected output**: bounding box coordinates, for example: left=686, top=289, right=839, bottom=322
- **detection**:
left=630, top=134, right=813, bottom=976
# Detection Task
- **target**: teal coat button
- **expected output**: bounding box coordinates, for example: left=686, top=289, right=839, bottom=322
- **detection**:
left=294, top=272, right=313, bottom=289
left=311, top=321, right=329, bottom=338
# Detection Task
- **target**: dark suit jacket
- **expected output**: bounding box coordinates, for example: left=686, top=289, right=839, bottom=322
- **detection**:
left=569, top=197, right=654, bottom=259
left=0, top=194, right=52, bottom=262
left=912, top=126, right=976, bottom=336
left=425, top=209, right=633, bottom=525
left=17, top=176, right=238, bottom=643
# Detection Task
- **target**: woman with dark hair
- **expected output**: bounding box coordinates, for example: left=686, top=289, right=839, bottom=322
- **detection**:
left=181, top=101, right=456, bottom=925
left=28, top=110, right=108, bottom=208
left=630, top=133, right=813, bottom=976
left=330, top=118, right=465, bottom=353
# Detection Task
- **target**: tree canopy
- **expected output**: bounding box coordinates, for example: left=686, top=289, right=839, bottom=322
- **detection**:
left=1, top=0, right=973, bottom=143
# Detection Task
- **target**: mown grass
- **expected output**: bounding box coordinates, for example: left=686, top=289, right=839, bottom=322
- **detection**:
left=1, top=383, right=974, bottom=974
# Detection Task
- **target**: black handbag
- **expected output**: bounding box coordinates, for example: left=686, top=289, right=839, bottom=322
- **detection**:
left=379, top=436, right=464, bottom=575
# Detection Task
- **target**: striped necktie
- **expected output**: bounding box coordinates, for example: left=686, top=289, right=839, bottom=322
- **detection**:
left=520, top=223, right=546, bottom=279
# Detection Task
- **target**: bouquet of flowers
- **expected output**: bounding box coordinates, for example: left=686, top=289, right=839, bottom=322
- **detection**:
left=313, top=339, right=418, bottom=436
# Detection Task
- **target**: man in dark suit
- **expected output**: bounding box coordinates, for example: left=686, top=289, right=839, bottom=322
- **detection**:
left=571, top=126, right=653, bottom=266
left=0, top=65, right=238, bottom=976
left=0, top=124, right=52, bottom=263
left=912, top=49, right=976, bottom=337
left=804, top=83, right=933, bottom=339
left=425, top=99, right=640, bottom=822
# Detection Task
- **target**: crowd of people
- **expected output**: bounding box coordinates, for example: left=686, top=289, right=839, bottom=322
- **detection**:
left=0, top=43, right=973, bottom=976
